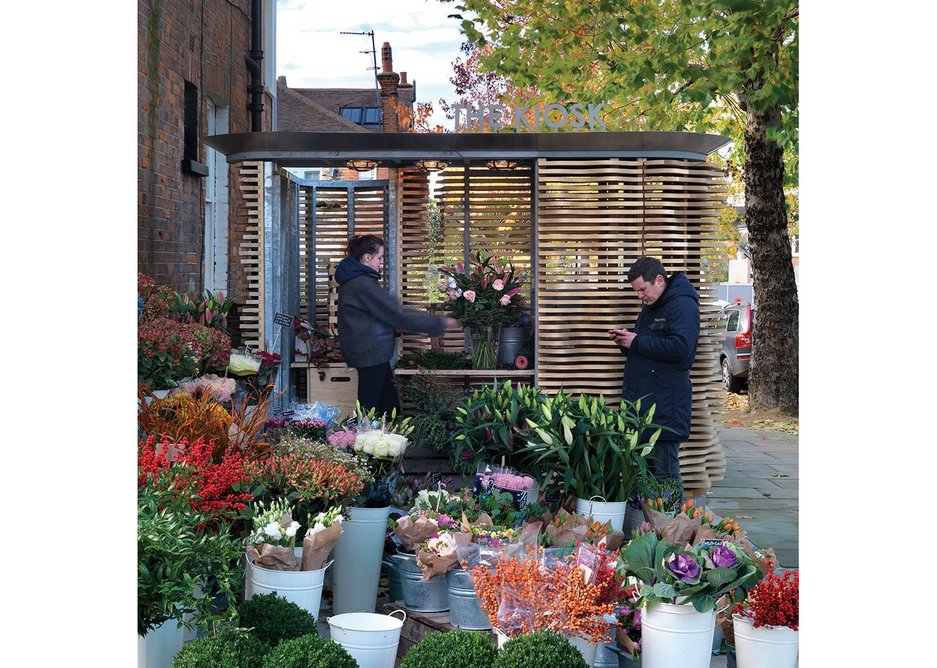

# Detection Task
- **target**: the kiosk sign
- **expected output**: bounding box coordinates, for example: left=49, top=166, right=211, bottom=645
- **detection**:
left=452, top=102, right=607, bottom=133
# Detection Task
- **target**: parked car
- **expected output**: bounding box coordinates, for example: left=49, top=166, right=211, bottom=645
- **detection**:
left=718, top=300, right=754, bottom=393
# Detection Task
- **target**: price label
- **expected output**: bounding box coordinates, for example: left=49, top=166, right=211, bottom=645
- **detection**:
left=273, top=312, right=294, bottom=327
left=699, top=539, right=725, bottom=548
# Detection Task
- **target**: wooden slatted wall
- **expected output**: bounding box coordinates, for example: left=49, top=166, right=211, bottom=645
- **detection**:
left=536, top=158, right=726, bottom=491
left=236, top=161, right=264, bottom=350
left=399, top=166, right=534, bottom=357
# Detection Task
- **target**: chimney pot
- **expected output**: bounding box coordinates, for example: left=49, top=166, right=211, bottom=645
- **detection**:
left=400, top=71, right=408, bottom=85
left=277, top=75, right=287, bottom=86
left=381, top=42, right=393, bottom=73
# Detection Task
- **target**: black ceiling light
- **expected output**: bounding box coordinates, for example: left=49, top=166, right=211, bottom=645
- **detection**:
left=345, top=159, right=378, bottom=171
left=485, top=159, right=519, bottom=170
left=415, top=159, right=448, bottom=172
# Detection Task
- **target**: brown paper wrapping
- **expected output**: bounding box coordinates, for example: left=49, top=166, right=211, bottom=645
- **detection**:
left=716, top=594, right=736, bottom=646
left=393, top=515, right=442, bottom=552
left=300, top=522, right=342, bottom=571
left=615, top=627, right=640, bottom=658
left=416, top=531, right=472, bottom=580
left=246, top=543, right=299, bottom=571
left=461, top=511, right=493, bottom=531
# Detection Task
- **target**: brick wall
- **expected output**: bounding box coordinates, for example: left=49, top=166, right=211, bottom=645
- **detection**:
left=138, top=0, right=271, bottom=305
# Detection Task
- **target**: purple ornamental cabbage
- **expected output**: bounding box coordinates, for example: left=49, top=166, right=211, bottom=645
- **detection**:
left=707, top=545, right=739, bottom=570
left=666, top=553, right=701, bottom=583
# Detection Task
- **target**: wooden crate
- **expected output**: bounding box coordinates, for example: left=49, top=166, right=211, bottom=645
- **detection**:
left=294, top=363, right=358, bottom=414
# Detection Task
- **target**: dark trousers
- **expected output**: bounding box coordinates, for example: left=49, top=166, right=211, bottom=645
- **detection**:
left=355, top=362, right=401, bottom=417
left=651, top=440, right=684, bottom=500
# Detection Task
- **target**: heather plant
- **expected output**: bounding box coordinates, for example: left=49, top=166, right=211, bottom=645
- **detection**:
left=184, top=322, right=232, bottom=373
left=138, top=317, right=203, bottom=390
left=399, top=629, right=497, bottom=668
left=260, top=634, right=357, bottom=668
left=171, top=629, right=268, bottom=668
left=237, top=593, right=317, bottom=647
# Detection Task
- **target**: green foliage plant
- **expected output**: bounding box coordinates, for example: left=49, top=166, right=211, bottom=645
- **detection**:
left=138, top=466, right=244, bottom=637
left=493, top=631, right=588, bottom=668
left=618, top=530, right=761, bottom=613
left=525, top=392, right=662, bottom=503
left=260, top=634, right=357, bottom=668
left=171, top=628, right=268, bottom=668
left=173, top=288, right=237, bottom=335
left=236, top=593, right=317, bottom=647
left=452, top=381, right=547, bottom=475
left=400, top=629, right=497, bottom=668
left=399, top=372, right=467, bottom=453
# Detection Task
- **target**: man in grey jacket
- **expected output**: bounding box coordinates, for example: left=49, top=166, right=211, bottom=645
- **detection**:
left=336, top=234, right=458, bottom=416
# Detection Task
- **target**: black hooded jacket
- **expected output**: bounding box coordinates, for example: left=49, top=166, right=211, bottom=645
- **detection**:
left=620, top=272, right=700, bottom=442
left=335, top=256, right=446, bottom=368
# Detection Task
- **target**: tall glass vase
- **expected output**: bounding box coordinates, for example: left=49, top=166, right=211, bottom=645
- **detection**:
left=469, top=325, right=500, bottom=369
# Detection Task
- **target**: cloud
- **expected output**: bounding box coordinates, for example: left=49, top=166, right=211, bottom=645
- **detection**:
left=276, top=0, right=467, bottom=128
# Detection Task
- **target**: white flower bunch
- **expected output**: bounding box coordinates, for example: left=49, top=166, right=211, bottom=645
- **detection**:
left=248, top=498, right=299, bottom=547
left=414, top=488, right=453, bottom=511
left=307, top=505, right=345, bottom=534
left=352, top=430, right=408, bottom=460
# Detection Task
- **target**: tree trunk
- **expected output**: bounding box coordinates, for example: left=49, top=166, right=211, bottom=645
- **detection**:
left=742, top=102, right=799, bottom=416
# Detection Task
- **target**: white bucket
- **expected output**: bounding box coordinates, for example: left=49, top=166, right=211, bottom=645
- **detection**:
left=328, top=610, right=406, bottom=668
left=137, top=619, right=185, bottom=668
left=575, top=496, right=628, bottom=533
left=640, top=602, right=715, bottom=668
left=732, top=614, right=798, bottom=668
left=247, top=549, right=331, bottom=620
left=568, top=634, right=599, bottom=666
left=331, top=506, right=391, bottom=614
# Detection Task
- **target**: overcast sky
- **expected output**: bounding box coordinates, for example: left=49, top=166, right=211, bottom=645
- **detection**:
left=276, top=0, right=469, bottom=129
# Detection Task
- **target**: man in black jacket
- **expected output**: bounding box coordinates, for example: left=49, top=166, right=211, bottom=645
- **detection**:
left=610, top=257, right=700, bottom=496
left=336, top=235, right=458, bottom=416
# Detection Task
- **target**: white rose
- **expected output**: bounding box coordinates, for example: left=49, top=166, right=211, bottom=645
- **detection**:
left=427, top=534, right=456, bottom=557
left=285, top=521, right=299, bottom=538
left=372, top=435, right=390, bottom=458
left=386, top=434, right=408, bottom=458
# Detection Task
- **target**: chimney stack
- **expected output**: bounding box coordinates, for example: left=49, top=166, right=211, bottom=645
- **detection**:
left=376, top=41, right=400, bottom=132
left=397, top=71, right=414, bottom=131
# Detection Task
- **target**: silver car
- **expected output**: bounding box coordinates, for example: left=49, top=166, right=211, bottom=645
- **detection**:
left=719, top=301, right=753, bottom=393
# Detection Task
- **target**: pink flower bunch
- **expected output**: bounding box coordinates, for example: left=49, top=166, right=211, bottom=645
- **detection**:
left=492, top=472, right=533, bottom=491
left=437, top=251, right=526, bottom=327
left=171, top=374, right=236, bottom=403
left=327, top=428, right=357, bottom=451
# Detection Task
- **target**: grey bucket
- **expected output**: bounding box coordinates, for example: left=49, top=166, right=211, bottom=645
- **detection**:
left=382, top=557, right=404, bottom=602
left=446, top=569, right=491, bottom=630
left=393, top=553, right=449, bottom=613
left=497, top=326, right=530, bottom=365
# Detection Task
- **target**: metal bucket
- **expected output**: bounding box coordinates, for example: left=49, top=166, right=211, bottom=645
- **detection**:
left=446, top=569, right=491, bottom=630
left=247, top=552, right=331, bottom=621
left=327, top=610, right=406, bottom=668
left=640, top=602, right=715, bottom=668
left=594, top=638, right=621, bottom=668
left=497, top=326, right=530, bottom=365
left=575, top=496, right=628, bottom=533
left=382, top=557, right=404, bottom=602
left=137, top=619, right=185, bottom=668
left=568, top=635, right=599, bottom=667
left=331, top=506, right=390, bottom=614
left=394, top=553, right=449, bottom=613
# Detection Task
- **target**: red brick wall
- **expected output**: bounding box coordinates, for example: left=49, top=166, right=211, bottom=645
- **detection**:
left=138, top=0, right=271, bottom=300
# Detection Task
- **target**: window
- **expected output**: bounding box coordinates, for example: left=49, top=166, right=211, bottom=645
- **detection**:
left=726, top=310, right=740, bottom=332
left=204, top=100, right=229, bottom=292
left=339, top=106, right=382, bottom=126
left=182, top=80, right=208, bottom=176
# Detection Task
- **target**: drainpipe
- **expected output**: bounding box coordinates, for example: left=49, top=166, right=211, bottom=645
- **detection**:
left=246, top=0, right=264, bottom=131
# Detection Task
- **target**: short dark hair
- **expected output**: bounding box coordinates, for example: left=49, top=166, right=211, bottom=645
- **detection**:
left=628, top=256, right=668, bottom=283
left=346, top=234, right=384, bottom=260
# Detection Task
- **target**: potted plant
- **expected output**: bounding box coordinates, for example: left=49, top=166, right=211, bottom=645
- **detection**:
left=260, top=634, right=357, bottom=668
left=494, top=631, right=589, bottom=668
left=525, top=392, right=661, bottom=532
left=170, top=629, right=269, bottom=668
left=237, top=592, right=318, bottom=648
left=731, top=561, right=798, bottom=668
left=137, top=466, right=244, bottom=666
left=438, top=251, right=528, bottom=368
left=618, top=530, right=761, bottom=668
left=138, top=317, right=203, bottom=393
left=399, top=629, right=497, bottom=668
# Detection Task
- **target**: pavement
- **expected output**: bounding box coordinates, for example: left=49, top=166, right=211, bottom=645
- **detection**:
left=701, top=422, right=799, bottom=668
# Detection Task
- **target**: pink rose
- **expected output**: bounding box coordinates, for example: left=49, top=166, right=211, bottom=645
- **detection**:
left=500, top=294, right=511, bottom=305
left=464, top=290, right=476, bottom=302
left=492, top=278, right=504, bottom=291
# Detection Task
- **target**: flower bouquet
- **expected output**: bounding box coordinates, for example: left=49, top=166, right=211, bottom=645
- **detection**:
left=170, top=373, right=237, bottom=403
left=438, top=251, right=527, bottom=368
left=345, top=404, right=413, bottom=506
left=469, top=541, right=623, bottom=644
left=245, top=498, right=304, bottom=571
left=299, top=505, right=345, bottom=571
left=416, top=529, right=473, bottom=580
left=228, top=348, right=281, bottom=404
left=613, top=584, right=644, bottom=659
